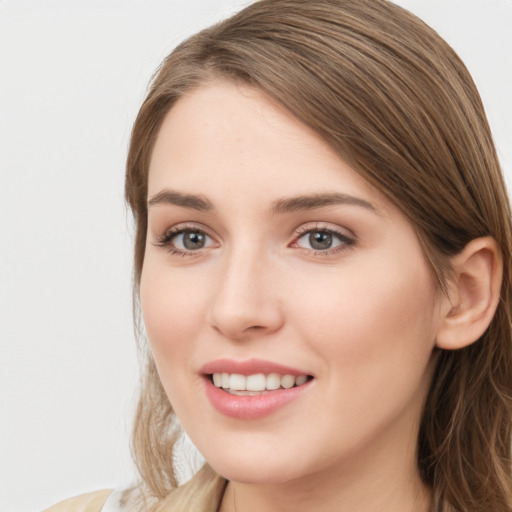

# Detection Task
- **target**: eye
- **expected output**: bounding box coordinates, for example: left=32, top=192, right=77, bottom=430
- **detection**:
left=173, top=230, right=212, bottom=251
left=302, top=231, right=338, bottom=251
left=292, top=227, right=354, bottom=254
left=155, top=226, right=217, bottom=255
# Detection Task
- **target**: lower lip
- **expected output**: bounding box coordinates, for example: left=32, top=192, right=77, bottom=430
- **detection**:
left=203, top=377, right=312, bottom=420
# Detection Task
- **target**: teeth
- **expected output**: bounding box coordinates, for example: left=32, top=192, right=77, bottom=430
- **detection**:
left=296, top=375, right=308, bottom=386
left=246, top=373, right=266, bottom=391
left=266, top=373, right=281, bottom=390
left=211, top=372, right=310, bottom=392
left=212, top=373, right=222, bottom=387
left=229, top=373, right=246, bottom=391
left=281, top=375, right=295, bottom=389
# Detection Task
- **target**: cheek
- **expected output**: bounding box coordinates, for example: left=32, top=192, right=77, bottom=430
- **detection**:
left=290, top=253, right=438, bottom=387
left=139, top=258, right=208, bottom=376
left=282, top=258, right=439, bottom=456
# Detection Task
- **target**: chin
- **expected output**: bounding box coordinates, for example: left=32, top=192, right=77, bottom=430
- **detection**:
left=211, top=460, right=302, bottom=485
left=200, top=443, right=314, bottom=485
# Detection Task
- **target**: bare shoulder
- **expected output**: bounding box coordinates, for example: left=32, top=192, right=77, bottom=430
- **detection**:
left=43, top=490, right=112, bottom=512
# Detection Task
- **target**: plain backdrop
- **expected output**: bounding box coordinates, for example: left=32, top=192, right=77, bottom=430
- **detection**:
left=0, top=1, right=510, bottom=511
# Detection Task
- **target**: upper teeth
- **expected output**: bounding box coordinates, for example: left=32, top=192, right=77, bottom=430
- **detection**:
left=212, top=372, right=308, bottom=392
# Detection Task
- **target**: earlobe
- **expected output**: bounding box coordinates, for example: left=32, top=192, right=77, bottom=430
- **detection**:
left=435, top=237, right=503, bottom=350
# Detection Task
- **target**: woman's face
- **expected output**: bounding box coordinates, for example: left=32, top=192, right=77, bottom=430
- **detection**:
left=141, top=81, right=445, bottom=485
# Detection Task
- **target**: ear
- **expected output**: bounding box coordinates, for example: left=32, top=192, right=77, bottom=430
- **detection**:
left=436, top=237, right=503, bottom=350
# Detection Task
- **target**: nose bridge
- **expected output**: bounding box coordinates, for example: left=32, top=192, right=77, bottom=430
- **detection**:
left=208, top=240, right=282, bottom=340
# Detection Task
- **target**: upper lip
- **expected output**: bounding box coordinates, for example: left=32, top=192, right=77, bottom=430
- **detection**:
left=200, top=358, right=312, bottom=377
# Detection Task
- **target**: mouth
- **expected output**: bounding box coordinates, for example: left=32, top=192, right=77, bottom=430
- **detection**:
left=209, top=372, right=313, bottom=395
left=200, top=360, right=315, bottom=419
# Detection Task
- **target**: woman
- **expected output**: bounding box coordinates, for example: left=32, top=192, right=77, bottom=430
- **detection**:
left=47, top=0, right=512, bottom=511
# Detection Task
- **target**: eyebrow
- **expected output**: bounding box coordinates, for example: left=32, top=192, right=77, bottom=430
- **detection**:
left=148, top=190, right=213, bottom=211
left=147, top=189, right=377, bottom=214
left=271, top=193, right=378, bottom=214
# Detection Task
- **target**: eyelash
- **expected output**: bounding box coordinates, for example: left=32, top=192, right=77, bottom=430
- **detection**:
left=154, top=224, right=215, bottom=256
left=154, top=223, right=356, bottom=257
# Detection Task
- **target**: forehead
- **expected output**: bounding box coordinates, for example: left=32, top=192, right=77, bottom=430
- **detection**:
left=148, top=80, right=382, bottom=209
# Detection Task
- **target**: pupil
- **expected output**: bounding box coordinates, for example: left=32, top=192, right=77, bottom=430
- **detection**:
left=309, top=231, right=332, bottom=250
left=183, top=231, right=205, bottom=250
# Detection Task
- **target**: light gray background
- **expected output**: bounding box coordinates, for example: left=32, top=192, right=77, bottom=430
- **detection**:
left=1, top=1, right=511, bottom=511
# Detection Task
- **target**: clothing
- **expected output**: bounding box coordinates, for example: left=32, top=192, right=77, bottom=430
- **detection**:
left=153, top=465, right=227, bottom=512
left=42, top=465, right=226, bottom=512
left=43, top=490, right=112, bottom=512
left=98, top=488, right=127, bottom=512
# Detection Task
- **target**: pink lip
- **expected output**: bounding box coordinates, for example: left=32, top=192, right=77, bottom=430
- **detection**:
left=200, top=358, right=313, bottom=420
left=200, top=358, right=310, bottom=376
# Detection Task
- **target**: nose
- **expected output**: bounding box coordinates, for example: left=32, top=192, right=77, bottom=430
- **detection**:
left=207, top=247, right=284, bottom=341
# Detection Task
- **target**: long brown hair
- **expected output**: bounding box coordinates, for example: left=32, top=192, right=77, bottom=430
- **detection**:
left=125, top=1, right=512, bottom=510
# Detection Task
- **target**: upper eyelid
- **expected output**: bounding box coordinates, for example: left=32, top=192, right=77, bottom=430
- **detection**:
left=291, top=228, right=354, bottom=245
left=158, top=223, right=351, bottom=237
left=152, top=221, right=355, bottom=246
left=291, top=221, right=355, bottom=238
left=160, top=222, right=216, bottom=237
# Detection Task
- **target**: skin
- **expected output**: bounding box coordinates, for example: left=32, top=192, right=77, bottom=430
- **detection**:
left=140, top=81, right=451, bottom=512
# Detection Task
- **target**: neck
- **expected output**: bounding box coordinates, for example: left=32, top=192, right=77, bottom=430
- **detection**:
left=223, top=467, right=430, bottom=512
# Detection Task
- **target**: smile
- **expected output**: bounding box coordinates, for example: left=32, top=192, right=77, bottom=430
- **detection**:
left=211, top=372, right=310, bottom=394
left=201, top=360, right=314, bottom=420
